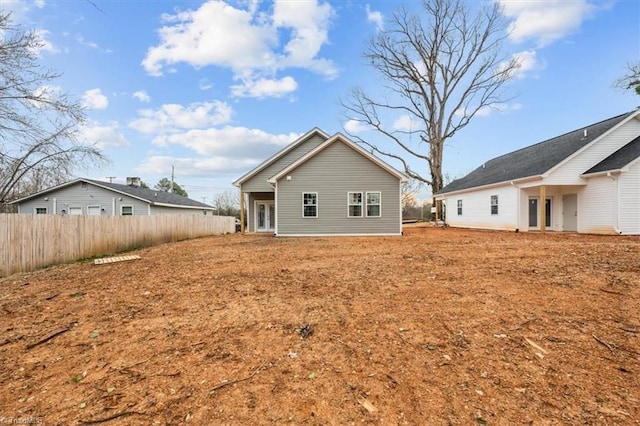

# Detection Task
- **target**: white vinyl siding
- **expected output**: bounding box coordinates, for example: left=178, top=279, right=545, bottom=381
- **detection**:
left=619, top=161, right=640, bottom=234
left=442, top=186, right=517, bottom=231
left=545, top=118, right=640, bottom=185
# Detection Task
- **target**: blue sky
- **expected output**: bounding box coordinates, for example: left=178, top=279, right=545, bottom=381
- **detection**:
left=3, top=0, right=639, bottom=204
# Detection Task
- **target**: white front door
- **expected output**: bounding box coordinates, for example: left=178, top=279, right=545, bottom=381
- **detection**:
left=528, top=197, right=551, bottom=229
left=255, top=201, right=275, bottom=232
left=562, top=194, right=578, bottom=231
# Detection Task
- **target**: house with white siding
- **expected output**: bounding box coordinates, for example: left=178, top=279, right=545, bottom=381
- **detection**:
left=10, top=177, right=215, bottom=216
left=233, top=128, right=408, bottom=236
left=435, top=111, right=640, bottom=235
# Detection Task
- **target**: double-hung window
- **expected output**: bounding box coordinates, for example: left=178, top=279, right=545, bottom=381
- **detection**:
left=366, top=192, right=381, bottom=217
left=303, top=192, right=317, bottom=218
left=348, top=192, right=363, bottom=217
left=457, top=200, right=462, bottom=216
left=490, top=195, right=499, bottom=215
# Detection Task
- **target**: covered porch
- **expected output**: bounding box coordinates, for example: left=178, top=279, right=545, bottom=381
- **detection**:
left=239, top=191, right=275, bottom=234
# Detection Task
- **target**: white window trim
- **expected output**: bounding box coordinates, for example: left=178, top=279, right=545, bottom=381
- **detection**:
left=490, top=195, right=499, bottom=215
left=302, top=192, right=318, bottom=218
left=366, top=191, right=382, bottom=218
left=347, top=192, right=363, bottom=218
left=34, top=207, right=48, bottom=214
left=121, top=205, right=134, bottom=216
left=87, top=205, right=101, bottom=216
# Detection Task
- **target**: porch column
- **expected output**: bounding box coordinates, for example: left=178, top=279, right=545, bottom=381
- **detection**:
left=539, top=185, right=546, bottom=233
left=240, top=190, right=245, bottom=234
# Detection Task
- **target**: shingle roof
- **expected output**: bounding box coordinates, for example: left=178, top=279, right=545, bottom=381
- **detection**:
left=82, top=179, right=213, bottom=208
left=438, top=111, right=635, bottom=195
left=11, top=178, right=213, bottom=209
left=583, top=135, right=640, bottom=175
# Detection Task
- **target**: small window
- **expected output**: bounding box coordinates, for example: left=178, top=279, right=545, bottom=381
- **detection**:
left=81, top=182, right=88, bottom=190
left=457, top=200, right=462, bottom=216
left=302, top=193, right=317, bottom=218
left=121, top=205, right=134, bottom=216
left=35, top=207, right=47, bottom=214
left=490, top=195, right=498, bottom=215
left=348, top=192, right=363, bottom=217
left=366, top=192, right=381, bottom=217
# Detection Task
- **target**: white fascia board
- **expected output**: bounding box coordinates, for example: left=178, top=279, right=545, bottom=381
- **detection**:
left=545, top=110, right=640, bottom=177
left=232, top=127, right=331, bottom=187
left=268, top=133, right=408, bottom=183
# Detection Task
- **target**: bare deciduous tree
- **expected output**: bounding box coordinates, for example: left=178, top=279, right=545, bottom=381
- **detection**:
left=341, top=0, right=518, bottom=197
left=212, top=190, right=240, bottom=217
left=0, top=12, right=108, bottom=208
left=614, top=62, right=640, bottom=96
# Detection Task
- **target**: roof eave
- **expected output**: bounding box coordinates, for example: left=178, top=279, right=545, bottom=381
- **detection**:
left=152, top=202, right=215, bottom=210
left=232, top=127, right=331, bottom=187
left=435, top=175, right=543, bottom=198
left=581, top=169, right=623, bottom=178
left=269, top=133, right=408, bottom=183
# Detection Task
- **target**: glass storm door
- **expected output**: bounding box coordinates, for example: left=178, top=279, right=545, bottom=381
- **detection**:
left=528, top=198, right=551, bottom=229
left=256, top=201, right=275, bottom=232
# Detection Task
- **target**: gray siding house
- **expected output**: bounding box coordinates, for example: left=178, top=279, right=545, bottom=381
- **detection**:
left=11, top=177, right=215, bottom=216
left=233, top=128, right=408, bottom=236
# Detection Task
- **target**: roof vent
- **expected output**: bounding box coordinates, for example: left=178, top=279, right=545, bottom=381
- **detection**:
left=583, top=129, right=588, bottom=137
left=126, top=177, right=141, bottom=187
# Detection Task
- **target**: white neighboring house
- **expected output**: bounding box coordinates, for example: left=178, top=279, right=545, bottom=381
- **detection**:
left=10, top=177, right=216, bottom=216
left=435, top=111, right=640, bottom=235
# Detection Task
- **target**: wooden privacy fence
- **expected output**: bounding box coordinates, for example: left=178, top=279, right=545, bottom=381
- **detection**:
left=0, top=214, right=235, bottom=277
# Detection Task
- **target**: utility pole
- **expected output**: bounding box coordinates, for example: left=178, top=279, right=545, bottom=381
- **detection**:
left=170, top=165, right=175, bottom=193
left=202, top=197, right=207, bottom=204
left=106, top=176, right=116, bottom=183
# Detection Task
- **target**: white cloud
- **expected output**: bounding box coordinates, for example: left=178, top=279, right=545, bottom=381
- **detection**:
left=81, top=88, right=109, bottom=110
left=498, top=0, right=596, bottom=47
left=392, top=115, right=422, bottom=132
left=141, top=0, right=337, bottom=98
left=365, top=4, right=384, bottom=32
left=500, top=50, right=546, bottom=80
left=132, top=90, right=151, bottom=102
left=152, top=126, right=298, bottom=158
left=33, top=29, right=58, bottom=54
left=231, top=76, right=298, bottom=98
left=130, top=101, right=233, bottom=135
left=344, top=119, right=369, bottom=134
left=79, top=122, right=130, bottom=149
left=136, top=155, right=260, bottom=176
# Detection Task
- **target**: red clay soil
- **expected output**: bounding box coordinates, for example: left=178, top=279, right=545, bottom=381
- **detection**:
left=1, top=226, right=639, bottom=425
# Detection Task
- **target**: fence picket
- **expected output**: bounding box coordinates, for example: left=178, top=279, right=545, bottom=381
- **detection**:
left=0, top=214, right=235, bottom=277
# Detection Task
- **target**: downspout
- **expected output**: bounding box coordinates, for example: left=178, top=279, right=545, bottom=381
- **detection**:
left=53, top=198, right=57, bottom=214
left=511, top=181, right=520, bottom=232
left=270, top=182, right=277, bottom=236
left=607, top=172, right=622, bottom=234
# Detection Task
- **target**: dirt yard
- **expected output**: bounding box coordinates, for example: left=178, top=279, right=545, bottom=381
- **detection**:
left=1, top=226, right=638, bottom=425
